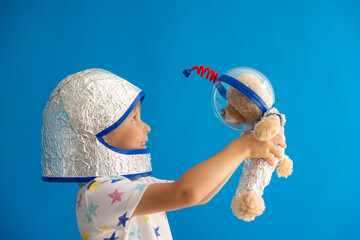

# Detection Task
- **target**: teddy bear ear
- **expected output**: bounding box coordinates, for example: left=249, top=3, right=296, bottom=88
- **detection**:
left=221, top=105, right=246, bottom=127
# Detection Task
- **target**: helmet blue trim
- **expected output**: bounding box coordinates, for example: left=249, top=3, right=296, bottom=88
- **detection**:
left=96, top=91, right=150, bottom=155
left=41, top=171, right=152, bottom=182
left=216, top=75, right=272, bottom=113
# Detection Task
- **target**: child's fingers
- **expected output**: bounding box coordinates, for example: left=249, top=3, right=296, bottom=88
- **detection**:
left=265, top=153, right=275, bottom=167
left=269, top=143, right=284, bottom=161
left=272, top=133, right=287, bottom=149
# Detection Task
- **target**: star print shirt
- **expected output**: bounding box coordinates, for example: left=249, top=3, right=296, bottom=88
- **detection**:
left=76, top=176, right=174, bottom=240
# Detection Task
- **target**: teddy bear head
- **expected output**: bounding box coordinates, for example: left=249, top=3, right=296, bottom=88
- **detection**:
left=221, top=73, right=274, bottom=127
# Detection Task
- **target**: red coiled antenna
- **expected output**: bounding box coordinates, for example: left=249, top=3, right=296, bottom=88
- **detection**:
left=183, top=65, right=219, bottom=83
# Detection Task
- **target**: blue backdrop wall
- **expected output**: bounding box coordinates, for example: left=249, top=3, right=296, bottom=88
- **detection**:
left=1, top=0, right=359, bottom=239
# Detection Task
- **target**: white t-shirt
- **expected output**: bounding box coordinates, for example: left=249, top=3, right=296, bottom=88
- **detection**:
left=76, top=176, right=174, bottom=240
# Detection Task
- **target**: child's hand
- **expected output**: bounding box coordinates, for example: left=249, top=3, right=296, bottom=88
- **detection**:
left=231, top=132, right=287, bottom=167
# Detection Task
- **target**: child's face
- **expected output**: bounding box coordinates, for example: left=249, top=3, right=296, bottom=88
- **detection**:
left=103, top=102, right=151, bottom=150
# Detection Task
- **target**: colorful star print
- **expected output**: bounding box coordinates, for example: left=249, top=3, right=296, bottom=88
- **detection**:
left=86, top=214, right=92, bottom=222
left=118, top=212, right=130, bottom=228
left=129, top=226, right=141, bottom=240
left=101, top=225, right=111, bottom=231
left=153, top=226, right=161, bottom=239
left=89, top=202, right=99, bottom=216
left=134, top=183, right=147, bottom=193
left=87, top=179, right=96, bottom=190
left=88, top=179, right=101, bottom=192
left=77, top=177, right=174, bottom=239
left=81, top=231, right=91, bottom=240
left=111, top=179, right=123, bottom=183
left=85, top=201, right=99, bottom=222
left=104, top=231, right=119, bottom=240
left=108, top=189, right=125, bottom=205
left=77, top=194, right=82, bottom=209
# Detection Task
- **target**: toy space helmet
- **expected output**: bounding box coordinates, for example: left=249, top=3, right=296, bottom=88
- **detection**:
left=41, top=69, right=152, bottom=182
left=183, top=66, right=275, bottom=131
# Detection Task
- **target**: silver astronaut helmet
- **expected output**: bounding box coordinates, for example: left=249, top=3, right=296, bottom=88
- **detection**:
left=41, top=69, right=152, bottom=182
left=183, top=66, right=275, bottom=132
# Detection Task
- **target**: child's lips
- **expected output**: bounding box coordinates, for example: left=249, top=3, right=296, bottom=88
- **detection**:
left=140, top=141, right=148, bottom=148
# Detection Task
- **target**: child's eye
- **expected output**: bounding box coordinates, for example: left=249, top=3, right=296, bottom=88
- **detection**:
left=132, top=115, right=137, bottom=120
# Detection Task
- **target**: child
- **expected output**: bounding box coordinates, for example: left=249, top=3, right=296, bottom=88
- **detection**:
left=41, top=69, right=286, bottom=240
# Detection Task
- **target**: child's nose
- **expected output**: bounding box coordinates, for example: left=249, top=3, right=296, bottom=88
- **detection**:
left=144, top=123, right=151, bottom=133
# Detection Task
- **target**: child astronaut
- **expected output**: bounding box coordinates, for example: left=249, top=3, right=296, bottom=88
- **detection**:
left=41, top=69, right=286, bottom=240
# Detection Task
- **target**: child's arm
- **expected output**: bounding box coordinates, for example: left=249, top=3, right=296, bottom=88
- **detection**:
left=196, top=132, right=287, bottom=205
left=195, top=167, right=236, bottom=205
left=131, top=132, right=286, bottom=217
left=195, top=130, right=286, bottom=205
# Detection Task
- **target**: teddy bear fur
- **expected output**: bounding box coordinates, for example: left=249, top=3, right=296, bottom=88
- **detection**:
left=223, top=74, right=274, bottom=127
left=231, top=190, right=265, bottom=222
left=223, top=73, right=293, bottom=221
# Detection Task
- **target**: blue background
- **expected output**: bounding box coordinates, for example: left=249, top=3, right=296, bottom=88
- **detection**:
left=1, top=0, right=360, bottom=239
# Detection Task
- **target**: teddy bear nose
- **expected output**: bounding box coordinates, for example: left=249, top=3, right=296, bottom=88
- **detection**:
left=220, top=109, right=225, bottom=117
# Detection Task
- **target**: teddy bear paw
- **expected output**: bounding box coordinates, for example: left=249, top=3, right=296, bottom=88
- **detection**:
left=231, top=190, right=265, bottom=222
left=277, top=155, right=293, bottom=178
left=253, top=115, right=281, bottom=141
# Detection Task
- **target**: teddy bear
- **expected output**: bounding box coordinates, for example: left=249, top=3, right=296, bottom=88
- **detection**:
left=220, top=73, right=293, bottom=222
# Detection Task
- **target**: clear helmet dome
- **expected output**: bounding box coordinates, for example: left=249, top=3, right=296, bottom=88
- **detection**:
left=211, top=67, right=275, bottom=131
